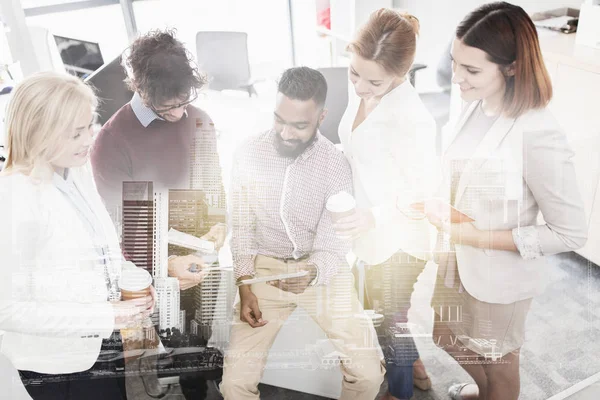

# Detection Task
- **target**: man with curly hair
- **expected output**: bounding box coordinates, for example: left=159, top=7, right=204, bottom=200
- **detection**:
left=91, top=29, right=225, bottom=399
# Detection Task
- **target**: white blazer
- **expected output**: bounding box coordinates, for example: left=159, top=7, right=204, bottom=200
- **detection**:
left=443, top=101, right=588, bottom=304
left=339, top=80, right=439, bottom=265
left=0, top=163, right=122, bottom=374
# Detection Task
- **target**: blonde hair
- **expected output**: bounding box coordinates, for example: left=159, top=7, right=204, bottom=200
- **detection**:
left=347, top=8, right=420, bottom=77
left=2, top=72, right=97, bottom=179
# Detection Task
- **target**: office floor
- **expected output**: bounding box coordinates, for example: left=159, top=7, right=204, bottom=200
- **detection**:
left=122, top=252, right=600, bottom=400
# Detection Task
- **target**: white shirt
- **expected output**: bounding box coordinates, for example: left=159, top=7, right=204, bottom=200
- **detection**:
left=339, top=80, right=439, bottom=264
left=0, top=163, right=122, bottom=374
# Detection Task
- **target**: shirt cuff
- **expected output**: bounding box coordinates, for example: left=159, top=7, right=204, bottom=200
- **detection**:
left=512, top=226, right=543, bottom=260
left=307, top=251, right=338, bottom=286
left=234, top=255, right=256, bottom=280
left=308, top=266, right=319, bottom=286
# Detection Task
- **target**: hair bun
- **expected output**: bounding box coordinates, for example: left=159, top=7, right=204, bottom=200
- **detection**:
left=398, top=11, right=420, bottom=36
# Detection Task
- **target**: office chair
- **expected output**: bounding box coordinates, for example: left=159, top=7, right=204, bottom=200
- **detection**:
left=317, top=64, right=431, bottom=145
left=317, top=67, right=349, bottom=144
left=84, top=55, right=133, bottom=126
left=196, top=31, right=259, bottom=97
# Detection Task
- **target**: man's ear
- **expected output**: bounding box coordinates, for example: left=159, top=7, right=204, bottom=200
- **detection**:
left=319, top=108, right=328, bottom=125
left=504, top=61, right=516, bottom=77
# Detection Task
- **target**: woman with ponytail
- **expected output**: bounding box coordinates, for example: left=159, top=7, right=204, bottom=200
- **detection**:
left=427, top=2, right=587, bottom=399
left=334, top=8, right=439, bottom=400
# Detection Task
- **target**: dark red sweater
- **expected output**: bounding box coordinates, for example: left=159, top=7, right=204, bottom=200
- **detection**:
left=90, top=103, right=218, bottom=217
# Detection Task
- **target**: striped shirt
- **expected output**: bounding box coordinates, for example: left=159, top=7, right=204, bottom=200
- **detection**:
left=230, top=130, right=353, bottom=286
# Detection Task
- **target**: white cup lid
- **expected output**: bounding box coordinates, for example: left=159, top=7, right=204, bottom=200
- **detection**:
left=326, top=191, right=356, bottom=213
left=119, top=262, right=152, bottom=291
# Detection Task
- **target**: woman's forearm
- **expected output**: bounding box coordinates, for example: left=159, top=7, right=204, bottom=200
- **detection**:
left=450, top=224, right=518, bottom=252
left=477, top=229, right=518, bottom=252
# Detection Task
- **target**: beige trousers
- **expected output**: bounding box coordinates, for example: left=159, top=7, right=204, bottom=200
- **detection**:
left=221, top=255, right=385, bottom=399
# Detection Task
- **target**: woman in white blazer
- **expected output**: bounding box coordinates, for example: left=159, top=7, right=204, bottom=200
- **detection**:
left=334, top=9, right=439, bottom=400
left=427, top=3, right=588, bottom=400
left=0, top=72, right=154, bottom=399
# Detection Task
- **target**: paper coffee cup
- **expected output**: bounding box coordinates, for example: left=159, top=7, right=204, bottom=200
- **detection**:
left=119, top=261, right=152, bottom=300
left=326, top=191, right=356, bottom=222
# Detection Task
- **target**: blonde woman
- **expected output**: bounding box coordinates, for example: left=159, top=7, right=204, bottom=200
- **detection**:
left=334, top=8, right=439, bottom=400
left=0, top=72, right=153, bottom=400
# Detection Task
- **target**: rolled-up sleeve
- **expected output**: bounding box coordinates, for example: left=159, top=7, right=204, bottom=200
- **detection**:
left=308, top=154, right=353, bottom=286
left=515, top=127, right=588, bottom=258
left=229, top=153, right=258, bottom=280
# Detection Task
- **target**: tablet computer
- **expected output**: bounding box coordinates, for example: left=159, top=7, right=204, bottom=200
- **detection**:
left=410, top=198, right=475, bottom=223
left=236, top=270, right=309, bottom=286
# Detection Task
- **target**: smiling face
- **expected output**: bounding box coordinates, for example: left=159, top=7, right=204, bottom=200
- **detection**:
left=451, top=38, right=511, bottom=110
left=273, top=93, right=326, bottom=158
left=51, top=107, right=96, bottom=173
left=348, top=53, right=403, bottom=100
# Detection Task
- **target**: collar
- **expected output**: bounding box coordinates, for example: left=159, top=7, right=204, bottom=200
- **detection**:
left=130, top=92, right=190, bottom=128
left=131, top=92, right=161, bottom=127
left=378, top=78, right=412, bottom=106
left=52, top=168, right=74, bottom=192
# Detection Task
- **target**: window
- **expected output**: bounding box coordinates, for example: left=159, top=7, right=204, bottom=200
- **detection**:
left=24, top=1, right=129, bottom=63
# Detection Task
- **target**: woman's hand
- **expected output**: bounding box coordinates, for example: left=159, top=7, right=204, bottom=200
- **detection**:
left=333, top=209, right=376, bottom=240
left=201, top=223, right=227, bottom=250
left=427, top=210, right=483, bottom=248
left=112, top=296, right=153, bottom=330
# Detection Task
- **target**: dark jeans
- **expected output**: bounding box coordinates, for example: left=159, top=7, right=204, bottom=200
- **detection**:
left=363, top=252, right=426, bottom=400
left=18, top=370, right=126, bottom=400
left=18, top=336, right=126, bottom=400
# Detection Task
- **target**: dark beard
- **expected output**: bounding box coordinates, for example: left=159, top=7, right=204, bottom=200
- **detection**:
left=273, top=128, right=318, bottom=158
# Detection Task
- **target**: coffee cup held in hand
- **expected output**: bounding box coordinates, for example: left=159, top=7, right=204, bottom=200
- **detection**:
left=326, top=191, right=356, bottom=223
left=119, top=261, right=152, bottom=301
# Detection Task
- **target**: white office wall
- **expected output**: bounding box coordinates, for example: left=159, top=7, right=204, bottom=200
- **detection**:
left=391, top=0, right=585, bottom=88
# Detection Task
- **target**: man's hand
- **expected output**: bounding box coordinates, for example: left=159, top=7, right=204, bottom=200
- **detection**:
left=168, top=254, right=209, bottom=290
left=201, top=223, right=227, bottom=250
left=333, top=208, right=375, bottom=240
left=238, top=283, right=268, bottom=328
left=269, top=262, right=318, bottom=294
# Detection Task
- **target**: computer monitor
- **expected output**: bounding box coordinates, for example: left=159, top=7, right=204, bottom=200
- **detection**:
left=84, top=55, right=134, bottom=126
left=54, top=35, right=104, bottom=78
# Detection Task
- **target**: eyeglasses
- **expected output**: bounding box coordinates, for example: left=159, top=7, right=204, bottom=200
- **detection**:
left=151, top=90, right=198, bottom=115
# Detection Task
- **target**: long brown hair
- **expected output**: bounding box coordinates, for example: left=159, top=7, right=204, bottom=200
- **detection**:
left=456, top=1, right=552, bottom=118
left=346, top=8, right=420, bottom=77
